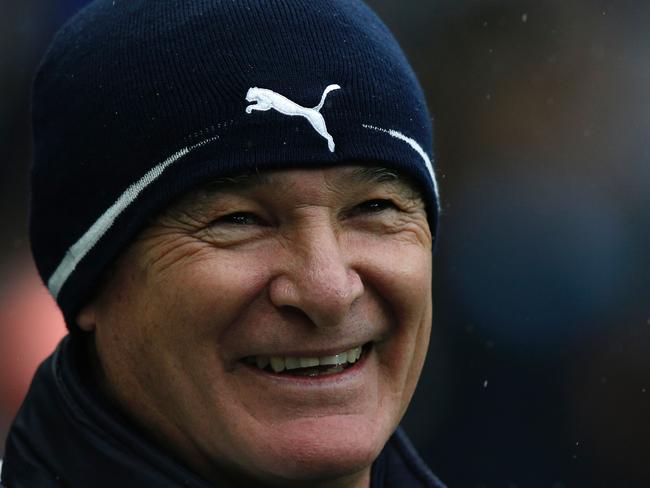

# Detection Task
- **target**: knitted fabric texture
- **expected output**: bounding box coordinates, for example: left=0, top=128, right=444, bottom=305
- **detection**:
left=30, top=0, right=440, bottom=328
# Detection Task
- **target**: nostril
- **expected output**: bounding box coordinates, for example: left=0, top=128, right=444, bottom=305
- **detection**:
left=276, top=304, right=311, bottom=324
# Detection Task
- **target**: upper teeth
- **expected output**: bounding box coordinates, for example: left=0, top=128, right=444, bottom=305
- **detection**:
left=253, top=346, right=363, bottom=373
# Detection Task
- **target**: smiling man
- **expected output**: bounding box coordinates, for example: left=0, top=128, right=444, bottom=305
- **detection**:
left=1, top=1, right=444, bottom=487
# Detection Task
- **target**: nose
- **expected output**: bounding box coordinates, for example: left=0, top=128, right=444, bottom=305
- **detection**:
left=268, top=223, right=364, bottom=328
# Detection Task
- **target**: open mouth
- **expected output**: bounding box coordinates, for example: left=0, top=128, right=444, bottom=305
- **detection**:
left=243, top=343, right=370, bottom=377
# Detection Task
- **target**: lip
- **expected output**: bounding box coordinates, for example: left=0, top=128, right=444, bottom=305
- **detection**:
left=240, top=341, right=371, bottom=360
left=239, top=343, right=372, bottom=385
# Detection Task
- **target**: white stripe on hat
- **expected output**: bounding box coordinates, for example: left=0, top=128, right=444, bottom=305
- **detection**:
left=47, top=136, right=219, bottom=299
left=361, top=124, right=440, bottom=210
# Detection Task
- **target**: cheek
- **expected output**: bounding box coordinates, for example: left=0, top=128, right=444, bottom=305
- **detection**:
left=96, top=243, right=273, bottom=376
left=93, top=266, right=171, bottom=398
left=134, top=250, right=280, bottom=389
left=149, top=252, right=270, bottom=338
left=354, top=235, right=432, bottom=325
left=93, top=251, right=273, bottom=436
left=355, top=238, right=432, bottom=403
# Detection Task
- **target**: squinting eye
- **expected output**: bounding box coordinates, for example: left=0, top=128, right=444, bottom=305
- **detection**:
left=215, top=212, right=263, bottom=226
left=354, top=199, right=397, bottom=214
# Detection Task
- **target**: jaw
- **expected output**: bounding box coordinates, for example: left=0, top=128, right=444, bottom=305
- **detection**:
left=185, top=346, right=401, bottom=485
left=208, top=413, right=386, bottom=487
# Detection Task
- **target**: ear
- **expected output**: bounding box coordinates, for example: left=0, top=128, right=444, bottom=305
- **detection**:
left=76, top=302, right=98, bottom=332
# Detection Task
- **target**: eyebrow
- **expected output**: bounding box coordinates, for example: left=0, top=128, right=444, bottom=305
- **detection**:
left=168, top=165, right=423, bottom=220
left=348, top=166, right=423, bottom=202
left=198, top=165, right=421, bottom=201
left=201, top=171, right=271, bottom=192
left=348, top=166, right=399, bottom=184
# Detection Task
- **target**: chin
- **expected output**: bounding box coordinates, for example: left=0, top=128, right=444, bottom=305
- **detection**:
left=235, top=415, right=390, bottom=485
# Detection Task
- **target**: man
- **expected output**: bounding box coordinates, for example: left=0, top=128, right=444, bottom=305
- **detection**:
left=2, top=0, right=445, bottom=486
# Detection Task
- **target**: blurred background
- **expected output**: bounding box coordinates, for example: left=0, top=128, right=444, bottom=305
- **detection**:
left=1, top=0, right=648, bottom=486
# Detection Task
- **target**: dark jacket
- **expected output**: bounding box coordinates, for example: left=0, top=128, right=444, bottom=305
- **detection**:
left=1, top=336, right=446, bottom=487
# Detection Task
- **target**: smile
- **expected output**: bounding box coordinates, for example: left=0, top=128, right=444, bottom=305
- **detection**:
left=244, top=344, right=368, bottom=377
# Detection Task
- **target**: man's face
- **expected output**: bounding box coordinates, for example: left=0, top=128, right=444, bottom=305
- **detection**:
left=80, top=166, right=433, bottom=486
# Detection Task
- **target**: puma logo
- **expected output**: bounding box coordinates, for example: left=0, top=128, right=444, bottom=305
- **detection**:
left=245, top=84, right=341, bottom=152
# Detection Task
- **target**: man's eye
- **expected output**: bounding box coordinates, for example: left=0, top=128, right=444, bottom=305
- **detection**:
left=214, top=212, right=263, bottom=226
left=352, top=199, right=397, bottom=215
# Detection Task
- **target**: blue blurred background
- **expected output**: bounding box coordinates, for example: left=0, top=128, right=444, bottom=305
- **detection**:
left=1, top=1, right=649, bottom=486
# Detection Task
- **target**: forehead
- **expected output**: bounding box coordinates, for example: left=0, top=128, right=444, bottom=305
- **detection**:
left=153, top=165, right=428, bottom=226
left=194, top=165, right=423, bottom=201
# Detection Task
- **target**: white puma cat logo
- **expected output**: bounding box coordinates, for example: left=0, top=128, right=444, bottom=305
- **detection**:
left=245, top=84, right=341, bottom=152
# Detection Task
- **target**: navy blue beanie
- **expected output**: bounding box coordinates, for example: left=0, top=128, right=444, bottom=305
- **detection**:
left=30, top=0, right=439, bottom=328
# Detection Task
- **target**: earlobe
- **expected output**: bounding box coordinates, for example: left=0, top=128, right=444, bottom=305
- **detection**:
left=76, top=303, right=98, bottom=332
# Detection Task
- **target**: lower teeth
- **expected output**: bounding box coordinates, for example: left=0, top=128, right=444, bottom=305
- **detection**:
left=275, top=364, right=347, bottom=376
